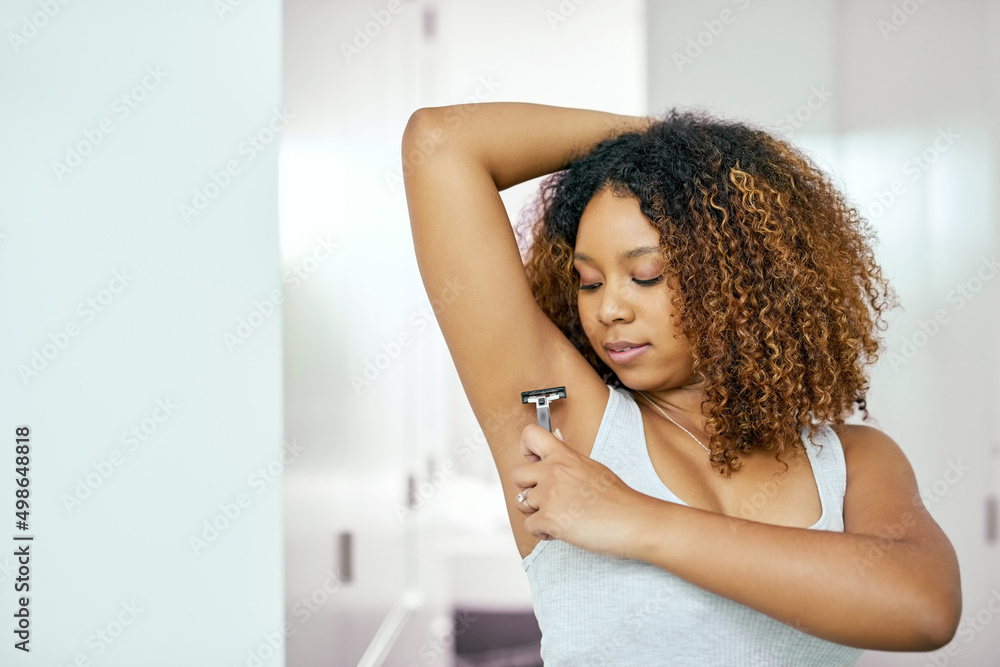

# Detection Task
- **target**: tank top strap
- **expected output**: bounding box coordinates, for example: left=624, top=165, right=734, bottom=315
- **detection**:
left=589, top=385, right=678, bottom=500
left=589, top=386, right=849, bottom=532
left=799, top=423, right=849, bottom=531
left=588, top=384, right=640, bottom=464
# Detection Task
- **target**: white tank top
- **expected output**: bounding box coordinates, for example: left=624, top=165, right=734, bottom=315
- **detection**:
left=521, top=384, right=865, bottom=666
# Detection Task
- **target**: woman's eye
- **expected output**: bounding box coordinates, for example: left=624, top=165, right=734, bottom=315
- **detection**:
left=579, top=275, right=662, bottom=290
left=634, top=275, right=664, bottom=287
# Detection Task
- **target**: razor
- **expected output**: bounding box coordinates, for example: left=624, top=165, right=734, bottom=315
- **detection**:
left=520, top=386, right=567, bottom=432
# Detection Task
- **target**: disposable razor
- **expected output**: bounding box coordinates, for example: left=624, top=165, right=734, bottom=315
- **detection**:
left=520, top=386, right=567, bottom=432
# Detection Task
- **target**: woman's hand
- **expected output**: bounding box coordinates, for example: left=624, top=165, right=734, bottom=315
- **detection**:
left=510, top=423, right=649, bottom=558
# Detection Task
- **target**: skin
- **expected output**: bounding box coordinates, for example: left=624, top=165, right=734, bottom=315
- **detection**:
left=510, top=186, right=962, bottom=649
left=573, top=186, right=705, bottom=427
left=401, top=101, right=962, bottom=653
left=568, top=187, right=825, bottom=529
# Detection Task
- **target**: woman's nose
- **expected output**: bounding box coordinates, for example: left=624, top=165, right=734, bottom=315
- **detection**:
left=597, top=284, right=633, bottom=324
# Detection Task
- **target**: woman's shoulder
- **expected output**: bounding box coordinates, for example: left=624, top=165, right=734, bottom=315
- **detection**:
left=829, top=422, right=888, bottom=446
left=828, top=422, right=907, bottom=472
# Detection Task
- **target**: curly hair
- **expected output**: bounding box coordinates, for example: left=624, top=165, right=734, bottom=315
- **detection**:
left=515, top=108, right=898, bottom=477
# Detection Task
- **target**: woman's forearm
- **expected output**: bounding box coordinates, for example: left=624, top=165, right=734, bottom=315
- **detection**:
left=401, top=102, right=652, bottom=190
left=624, top=494, right=957, bottom=652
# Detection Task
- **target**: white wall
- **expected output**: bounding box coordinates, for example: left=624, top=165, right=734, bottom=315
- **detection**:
left=650, top=1, right=1000, bottom=665
left=282, top=0, right=645, bottom=664
left=0, top=1, right=284, bottom=665
left=283, top=0, right=999, bottom=664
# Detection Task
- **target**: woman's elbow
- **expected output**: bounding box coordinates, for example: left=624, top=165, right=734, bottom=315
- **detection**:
left=911, top=584, right=962, bottom=651
left=401, top=106, right=455, bottom=164
left=402, top=107, right=433, bottom=154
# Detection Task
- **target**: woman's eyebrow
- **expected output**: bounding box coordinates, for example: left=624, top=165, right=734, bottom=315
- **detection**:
left=573, top=245, right=661, bottom=263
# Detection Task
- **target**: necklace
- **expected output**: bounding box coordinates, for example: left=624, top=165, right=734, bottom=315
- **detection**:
left=635, top=390, right=711, bottom=455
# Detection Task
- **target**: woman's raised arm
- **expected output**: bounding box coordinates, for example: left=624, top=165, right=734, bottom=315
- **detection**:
left=401, top=103, right=651, bottom=554
left=401, top=103, right=650, bottom=441
left=403, top=102, right=650, bottom=190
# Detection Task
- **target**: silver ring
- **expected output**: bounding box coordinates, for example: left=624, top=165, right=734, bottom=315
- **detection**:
left=517, top=487, right=531, bottom=507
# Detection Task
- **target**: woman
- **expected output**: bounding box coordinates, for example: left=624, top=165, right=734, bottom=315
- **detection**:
left=401, top=102, right=961, bottom=665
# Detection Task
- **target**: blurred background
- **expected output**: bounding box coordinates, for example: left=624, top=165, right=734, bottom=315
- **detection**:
left=283, top=1, right=1000, bottom=666
left=6, top=0, right=993, bottom=666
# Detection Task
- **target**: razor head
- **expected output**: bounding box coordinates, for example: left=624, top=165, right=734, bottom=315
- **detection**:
left=520, top=386, right=567, bottom=432
left=520, top=386, right=567, bottom=404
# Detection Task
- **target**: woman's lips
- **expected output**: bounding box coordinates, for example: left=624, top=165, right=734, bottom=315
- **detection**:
left=607, top=344, right=650, bottom=364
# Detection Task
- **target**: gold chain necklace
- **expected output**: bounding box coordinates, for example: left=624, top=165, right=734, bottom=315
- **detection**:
left=635, top=390, right=711, bottom=454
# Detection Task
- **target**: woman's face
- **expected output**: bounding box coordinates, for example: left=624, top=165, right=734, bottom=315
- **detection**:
left=573, top=187, right=696, bottom=391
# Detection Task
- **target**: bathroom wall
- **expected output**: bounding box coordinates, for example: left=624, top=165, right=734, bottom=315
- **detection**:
left=0, top=0, right=284, bottom=665
left=281, top=0, right=645, bottom=664
left=649, top=1, right=1000, bottom=664
left=281, top=0, right=1000, bottom=664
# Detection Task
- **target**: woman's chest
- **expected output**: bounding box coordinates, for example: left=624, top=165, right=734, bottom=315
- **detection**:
left=644, top=428, right=824, bottom=528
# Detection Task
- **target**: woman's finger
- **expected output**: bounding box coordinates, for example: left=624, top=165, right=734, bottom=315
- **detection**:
left=509, top=460, right=540, bottom=489
left=520, top=431, right=542, bottom=462
left=514, top=485, right=538, bottom=515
